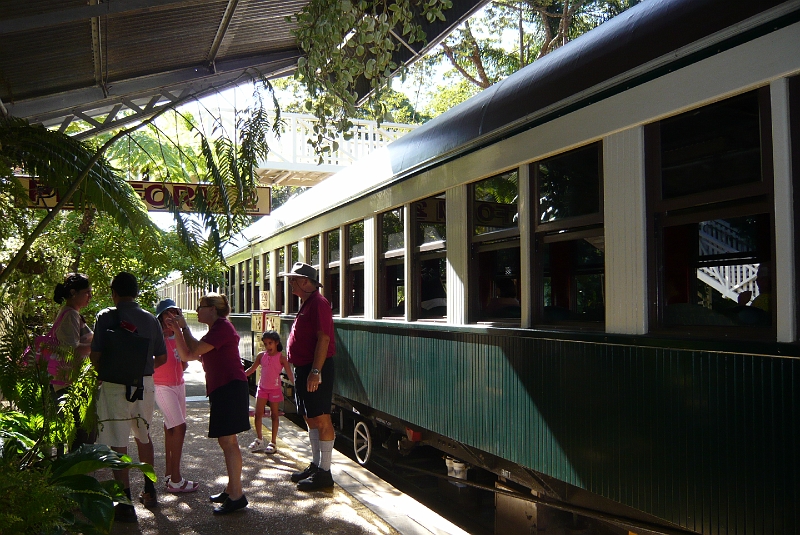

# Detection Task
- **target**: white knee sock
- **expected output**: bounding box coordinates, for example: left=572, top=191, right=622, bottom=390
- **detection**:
left=309, top=428, right=320, bottom=465
left=319, top=440, right=334, bottom=471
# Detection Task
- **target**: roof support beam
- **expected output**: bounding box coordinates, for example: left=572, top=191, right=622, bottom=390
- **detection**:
left=90, top=0, right=106, bottom=95
left=208, top=0, right=240, bottom=68
left=0, top=0, right=198, bottom=34
left=6, top=49, right=301, bottom=125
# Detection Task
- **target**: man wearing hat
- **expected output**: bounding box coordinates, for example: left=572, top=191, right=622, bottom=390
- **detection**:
left=281, top=262, right=337, bottom=490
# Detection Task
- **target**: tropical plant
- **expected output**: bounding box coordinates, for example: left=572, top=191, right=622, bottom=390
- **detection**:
left=287, top=0, right=452, bottom=157
left=1, top=410, right=155, bottom=535
left=0, top=115, right=163, bottom=288
left=0, top=74, right=280, bottom=533
left=0, top=306, right=154, bottom=534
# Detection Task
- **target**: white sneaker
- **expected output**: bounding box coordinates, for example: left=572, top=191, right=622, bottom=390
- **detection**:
left=248, top=438, right=264, bottom=451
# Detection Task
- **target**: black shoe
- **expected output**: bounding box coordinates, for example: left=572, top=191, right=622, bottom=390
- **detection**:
left=290, top=463, right=318, bottom=483
left=213, top=495, right=248, bottom=515
left=297, top=468, right=334, bottom=491
left=114, top=503, right=137, bottom=523
left=209, top=491, right=229, bottom=503
left=139, top=489, right=158, bottom=508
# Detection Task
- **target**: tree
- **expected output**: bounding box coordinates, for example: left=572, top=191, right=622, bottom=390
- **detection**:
left=288, top=0, right=453, bottom=157
left=417, top=0, right=640, bottom=112
left=0, top=77, right=281, bottom=284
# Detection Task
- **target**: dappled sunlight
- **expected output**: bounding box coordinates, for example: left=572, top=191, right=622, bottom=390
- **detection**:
left=106, top=402, right=401, bottom=535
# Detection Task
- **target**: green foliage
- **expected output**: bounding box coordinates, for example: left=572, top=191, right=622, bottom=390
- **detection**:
left=271, top=185, right=308, bottom=211
left=0, top=457, right=71, bottom=535
left=423, top=77, right=481, bottom=118
left=288, top=0, right=452, bottom=157
left=0, top=413, right=154, bottom=535
left=419, top=0, right=641, bottom=107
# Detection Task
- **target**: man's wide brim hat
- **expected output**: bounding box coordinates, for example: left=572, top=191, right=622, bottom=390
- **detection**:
left=280, top=262, right=322, bottom=287
left=155, top=298, right=180, bottom=318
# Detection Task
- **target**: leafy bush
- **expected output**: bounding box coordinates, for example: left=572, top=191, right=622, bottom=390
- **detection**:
left=0, top=457, right=71, bottom=534
left=0, top=307, right=154, bottom=534
left=1, top=412, right=155, bottom=535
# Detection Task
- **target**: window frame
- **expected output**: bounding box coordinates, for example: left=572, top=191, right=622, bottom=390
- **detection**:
left=645, top=87, right=776, bottom=339
left=530, top=142, right=606, bottom=330
left=378, top=208, right=406, bottom=319
left=533, top=141, right=605, bottom=234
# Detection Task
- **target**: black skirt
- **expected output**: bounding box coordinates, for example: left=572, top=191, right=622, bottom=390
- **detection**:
left=207, top=380, right=251, bottom=438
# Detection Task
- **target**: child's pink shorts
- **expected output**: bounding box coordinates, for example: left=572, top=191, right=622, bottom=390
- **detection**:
left=256, top=386, right=283, bottom=402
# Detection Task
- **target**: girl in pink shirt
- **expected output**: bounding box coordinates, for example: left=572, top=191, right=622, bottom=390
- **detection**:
left=154, top=299, right=198, bottom=493
left=245, top=331, right=294, bottom=454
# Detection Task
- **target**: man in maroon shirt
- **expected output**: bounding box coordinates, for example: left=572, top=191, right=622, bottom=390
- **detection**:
left=281, top=262, right=336, bottom=491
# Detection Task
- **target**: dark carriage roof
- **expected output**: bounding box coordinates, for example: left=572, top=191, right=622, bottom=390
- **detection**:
left=0, top=0, right=486, bottom=139
left=388, top=0, right=799, bottom=179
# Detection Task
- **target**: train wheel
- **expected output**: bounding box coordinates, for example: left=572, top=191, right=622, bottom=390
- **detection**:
left=353, top=420, right=373, bottom=465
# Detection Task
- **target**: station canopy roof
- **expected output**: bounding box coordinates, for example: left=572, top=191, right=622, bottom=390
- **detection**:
left=0, top=0, right=486, bottom=141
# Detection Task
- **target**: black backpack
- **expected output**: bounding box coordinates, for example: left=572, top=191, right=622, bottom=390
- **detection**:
left=97, top=308, right=150, bottom=402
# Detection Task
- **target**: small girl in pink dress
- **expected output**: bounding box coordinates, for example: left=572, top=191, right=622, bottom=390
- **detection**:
left=245, top=330, right=294, bottom=454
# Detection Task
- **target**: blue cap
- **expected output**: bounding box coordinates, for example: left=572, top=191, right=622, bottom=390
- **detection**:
left=155, top=298, right=180, bottom=318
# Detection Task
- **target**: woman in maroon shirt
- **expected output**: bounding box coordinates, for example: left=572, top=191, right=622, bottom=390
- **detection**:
left=169, top=293, right=250, bottom=515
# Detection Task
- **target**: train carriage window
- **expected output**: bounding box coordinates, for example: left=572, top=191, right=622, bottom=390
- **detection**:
left=380, top=208, right=405, bottom=318
left=238, top=262, right=246, bottom=314
left=226, top=267, right=234, bottom=311
left=261, top=252, right=270, bottom=311
left=473, top=171, right=518, bottom=236
left=276, top=247, right=285, bottom=314
left=288, top=243, right=300, bottom=313
left=245, top=259, right=252, bottom=312
left=416, top=194, right=447, bottom=244
left=253, top=256, right=260, bottom=311
left=416, top=194, right=447, bottom=320
left=328, top=229, right=340, bottom=263
left=539, top=233, right=605, bottom=323
left=308, top=235, right=320, bottom=267
left=326, top=229, right=340, bottom=315
left=660, top=92, right=763, bottom=199
left=538, top=144, right=602, bottom=225
left=532, top=142, right=605, bottom=327
left=347, top=221, right=365, bottom=316
left=647, top=88, right=774, bottom=336
left=662, top=216, right=771, bottom=327
left=471, top=172, right=520, bottom=322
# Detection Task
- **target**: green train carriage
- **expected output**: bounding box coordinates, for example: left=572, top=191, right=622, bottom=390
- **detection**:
left=163, top=1, right=800, bottom=532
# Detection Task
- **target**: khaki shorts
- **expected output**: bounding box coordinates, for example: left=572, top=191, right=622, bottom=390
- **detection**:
left=96, top=376, right=155, bottom=448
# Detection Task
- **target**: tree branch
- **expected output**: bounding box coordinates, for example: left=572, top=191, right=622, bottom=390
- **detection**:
left=441, top=43, right=485, bottom=89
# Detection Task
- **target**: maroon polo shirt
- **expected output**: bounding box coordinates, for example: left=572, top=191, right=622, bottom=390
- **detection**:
left=200, top=317, right=247, bottom=395
left=286, top=290, right=335, bottom=366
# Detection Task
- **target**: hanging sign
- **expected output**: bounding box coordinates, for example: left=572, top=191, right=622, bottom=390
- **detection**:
left=18, top=177, right=271, bottom=216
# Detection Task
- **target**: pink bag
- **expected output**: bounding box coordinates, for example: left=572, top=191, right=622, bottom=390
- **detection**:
left=23, top=310, right=71, bottom=386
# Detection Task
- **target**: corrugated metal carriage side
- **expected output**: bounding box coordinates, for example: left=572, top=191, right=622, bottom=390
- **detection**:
left=162, top=0, right=800, bottom=533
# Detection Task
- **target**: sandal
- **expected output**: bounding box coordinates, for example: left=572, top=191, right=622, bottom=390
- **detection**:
left=167, top=478, right=200, bottom=493
left=265, top=442, right=277, bottom=454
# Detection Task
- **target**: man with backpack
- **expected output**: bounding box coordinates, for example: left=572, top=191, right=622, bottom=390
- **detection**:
left=90, top=272, right=167, bottom=523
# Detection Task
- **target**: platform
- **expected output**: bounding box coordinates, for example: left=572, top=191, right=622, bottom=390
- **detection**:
left=104, top=362, right=469, bottom=535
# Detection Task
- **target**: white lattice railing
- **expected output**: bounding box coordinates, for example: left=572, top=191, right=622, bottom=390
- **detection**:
left=698, top=221, right=759, bottom=303
left=264, top=113, right=418, bottom=167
